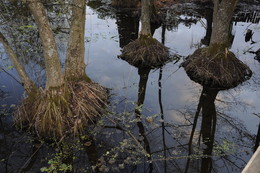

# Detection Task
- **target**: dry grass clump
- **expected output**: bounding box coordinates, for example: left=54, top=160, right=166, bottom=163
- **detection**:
left=182, top=48, right=252, bottom=90
left=15, top=81, right=107, bottom=138
left=120, top=35, right=170, bottom=68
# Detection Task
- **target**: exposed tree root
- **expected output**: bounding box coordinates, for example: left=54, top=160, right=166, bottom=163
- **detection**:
left=120, top=35, right=170, bottom=68
left=15, top=81, right=107, bottom=138
left=182, top=48, right=252, bottom=90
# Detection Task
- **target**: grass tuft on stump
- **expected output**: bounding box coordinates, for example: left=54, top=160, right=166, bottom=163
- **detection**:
left=182, top=47, right=252, bottom=90
left=120, top=35, right=170, bottom=68
left=15, top=81, right=107, bottom=138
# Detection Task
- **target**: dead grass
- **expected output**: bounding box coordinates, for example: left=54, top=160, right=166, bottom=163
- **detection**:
left=182, top=48, right=252, bottom=90
left=120, top=35, right=170, bottom=68
left=15, top=81, right=107, bottom=138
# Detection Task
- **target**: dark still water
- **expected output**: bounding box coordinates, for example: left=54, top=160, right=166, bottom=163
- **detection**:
left=1, top=1, right=260, bottom=173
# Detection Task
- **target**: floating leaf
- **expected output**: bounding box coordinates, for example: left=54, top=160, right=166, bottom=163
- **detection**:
left=20, top=25, right=33, bottom=29
left=7, top=65, right=13, bottom=69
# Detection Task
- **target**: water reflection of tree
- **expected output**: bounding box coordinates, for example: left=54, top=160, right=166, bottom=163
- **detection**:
left=0, top=0, right=71, bottom=86
left=116, top=10, right=139, bottom=48
left=185, top=87, right=219, bottom=173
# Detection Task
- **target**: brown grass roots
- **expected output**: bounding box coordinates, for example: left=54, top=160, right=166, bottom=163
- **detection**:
left=182, top=47, right=252, bottom=90
left=120, top=35, right=170, bottom=68
left=14, top=81, right=107, bottom=138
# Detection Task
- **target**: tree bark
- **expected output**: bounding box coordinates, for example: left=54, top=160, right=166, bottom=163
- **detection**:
left=0, top=32, right=34, bottom=92
left=65, top=0, right=86, bottom=81
left=210, top=0, right=238, bottom=48
left=140, top=0, right=151, bottom=36
left=27, top=0, right=64, bottom=89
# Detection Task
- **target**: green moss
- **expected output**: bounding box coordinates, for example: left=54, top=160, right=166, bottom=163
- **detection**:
left=66, top=74, right=92, bottom=83
left=208, top=43, right=228, bottom=55
left=27, top=86, right=40, bottom=103
left=139, top=34, right=157, bottom=46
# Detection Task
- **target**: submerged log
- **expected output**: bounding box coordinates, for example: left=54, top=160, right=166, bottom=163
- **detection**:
left=182, top=47, right=252, bottom=90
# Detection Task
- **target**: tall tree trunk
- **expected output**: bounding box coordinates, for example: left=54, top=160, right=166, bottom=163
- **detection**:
left=27, top=0, right=64, bottom=89
left=140, top=0, right=151, bottom=36
left=65, top=0, right=86, bottom=81
left=210, top=0, right=238, bottom=48
left=0, top=32, right=34, bottom=92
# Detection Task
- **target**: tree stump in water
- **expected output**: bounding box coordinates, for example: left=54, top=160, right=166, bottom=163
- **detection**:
left=120, top=35, right=170, bottom=68
left=182, top=47, right=252, bottom=90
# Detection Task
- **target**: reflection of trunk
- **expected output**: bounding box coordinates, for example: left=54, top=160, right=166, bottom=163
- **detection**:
left=116, top=12, right=139, bottom=48
left=65, top=0, right=87, bottom=81
left=27, top=0, right=64, bottom=89
left=210, top=0, right=238, bottom=48
left=158, top=68, right=167, bottom=173
left=136, top=68, right=151, bottom=112
left=200, top=88, right=218, bottom=173
left=185, top=87, right=219, bottom=173
left=150, top=0, right=161, bottom=36
left=83, top=137, right=99, bottom=171
left=135, top=67, right=153, bottom=173
left=159, top=28, right=167, bottom=172
left=254, top=122, right=260, bottom=152
left=140, top=0, right=151, bottom=36
left=0, top=32, right=34, bottom=92
left=20, top=139, right=42, bottom=172
left=201, top=8, right=213, bottom=46
left=161, top=25, right=166, bottom=45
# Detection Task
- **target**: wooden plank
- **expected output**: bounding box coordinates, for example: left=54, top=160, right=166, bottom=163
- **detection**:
left=242, top=146, right=260, bottom=173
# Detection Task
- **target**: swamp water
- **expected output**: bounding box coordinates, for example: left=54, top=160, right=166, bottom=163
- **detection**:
left=0, top=1, right=260, bottom=173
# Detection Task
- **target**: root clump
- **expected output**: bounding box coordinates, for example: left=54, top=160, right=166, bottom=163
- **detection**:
left=120, top=35, right=170, bottom=68
left=182, top=47, right=252, bottom=90
left=15, top=81, right=107, bottom=138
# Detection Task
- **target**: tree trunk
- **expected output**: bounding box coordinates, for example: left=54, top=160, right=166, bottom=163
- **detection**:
left=65, top=0, right=86, bottom=81
left=140, top=0, right=151, bottom=36
left=210, top=0, right=238, bottom=48
left=0, top=32, right=34, bottom=92
left=27, top=0, right=64, bottom=89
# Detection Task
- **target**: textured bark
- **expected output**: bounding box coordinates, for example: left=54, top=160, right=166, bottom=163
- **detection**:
left=0, top=32, right=34, bottom=92
left=65, top=0, right=86, bottom=81
left=140, top=0, right=151, bottom=36
left=210, top=0, right=238, bottom=47
left=27, top=0, right=64, bottom=89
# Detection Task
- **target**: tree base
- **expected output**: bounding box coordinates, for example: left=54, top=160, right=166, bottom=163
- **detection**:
left=15, top=81, right=107, bottom=138
left=120, top=35, right=170, bottom=68
left=182, top=48, right=252, bottom=90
